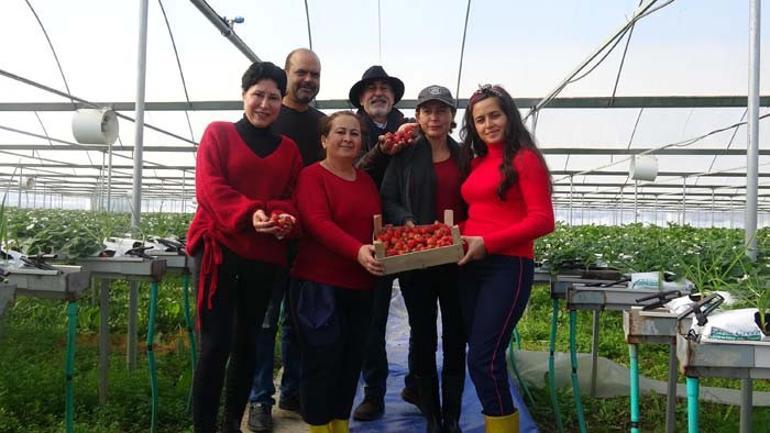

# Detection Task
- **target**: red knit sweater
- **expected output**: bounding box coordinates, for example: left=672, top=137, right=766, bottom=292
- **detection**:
left=291, top=163, right=381, bottom=290
left=460, top=144, right=554, bottom=258
left=187, top=121, right=303, bottom=312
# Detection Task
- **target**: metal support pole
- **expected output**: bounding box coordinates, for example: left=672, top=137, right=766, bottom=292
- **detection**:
left=634, top=181, right=639, bottom=223
left=147, top=281, right=159, bottom=433
left=682, top=177, right=687, bottom=225
left=127, top=281, right=139, bottom=370
left=569, top=176, right=575, bottom=225
left=99, top=151, right=106, bottom=211
left=107, top=139, right=113, bottom=212
left=740, top=379, right=753, bottom=433
left=181, top=170, right=186, bottom=212
left=654, top=195, right=658, bottom=226
left=131, top=0, right=149, bottom=231
left=98, top=279, right=110, bottom=404
left=17, top=166, right=22, bottom=208
left=620, top=187, right=624, bottom=225
left=711, top=188, right=716, bottom=227
left=746, top=0, right=761, bottom=259
left=189, top=0, right=261, bottom=62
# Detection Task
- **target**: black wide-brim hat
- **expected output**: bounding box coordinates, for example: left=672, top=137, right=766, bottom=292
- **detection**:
left=348, top=65, right=405, bottom=109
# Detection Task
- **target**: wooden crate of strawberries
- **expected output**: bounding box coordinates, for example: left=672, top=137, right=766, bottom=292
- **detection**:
left=373, top=210, right=464, bottom=275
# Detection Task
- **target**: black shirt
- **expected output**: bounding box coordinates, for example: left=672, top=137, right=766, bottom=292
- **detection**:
left=272, top=105, right=327, bottom=167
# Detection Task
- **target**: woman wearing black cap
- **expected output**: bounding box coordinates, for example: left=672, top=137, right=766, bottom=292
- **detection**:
left=380, top=85, right=467, bottom=433
left=187, top=61, right=304, bottom=433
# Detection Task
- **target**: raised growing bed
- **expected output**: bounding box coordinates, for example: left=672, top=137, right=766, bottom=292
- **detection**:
left=7, top=265, right=91, bottom=301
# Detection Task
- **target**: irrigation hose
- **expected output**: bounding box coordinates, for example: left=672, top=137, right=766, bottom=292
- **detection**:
left=548, top=298, right=565, bottom=433
left=147, top=281, right=159, bottom=433
left=507, top=328, right=535, bottom=408
left=182, top=272, right=197, bottom=411
left=569, top=310, right=588, bottom=433
left=629, top=344, right=640, bottom=433
left=686, top=377, right=699, bottom=433
left=65, top=301, right=77, bottom=433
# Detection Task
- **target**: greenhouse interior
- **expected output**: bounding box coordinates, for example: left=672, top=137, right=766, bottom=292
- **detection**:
left=0, top=1, right=769, bottom=432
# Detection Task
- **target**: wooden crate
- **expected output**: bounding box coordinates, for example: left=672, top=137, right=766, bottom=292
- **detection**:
left=373, top=210, right=464, bottom=275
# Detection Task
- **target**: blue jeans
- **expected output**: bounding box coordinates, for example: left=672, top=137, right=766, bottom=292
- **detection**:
left=249, top=270, right=301, bottom=406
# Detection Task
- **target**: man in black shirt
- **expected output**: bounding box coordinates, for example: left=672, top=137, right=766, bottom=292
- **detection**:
left=248, top=48, right=326, bottom=433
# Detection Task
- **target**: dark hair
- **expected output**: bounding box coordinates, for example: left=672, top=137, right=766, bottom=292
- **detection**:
left=459, top=84, right=551, bottom=200
left=319, top=111, right=364, bottom=138
left=241, top=61, right=287, bottom=96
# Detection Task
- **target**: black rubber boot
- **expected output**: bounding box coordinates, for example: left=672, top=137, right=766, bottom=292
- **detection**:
left=219, top=418, right=242, bottom=433
left=441, top=374, right=464, bottom=433
left=416, top=375, right=442, bottom=433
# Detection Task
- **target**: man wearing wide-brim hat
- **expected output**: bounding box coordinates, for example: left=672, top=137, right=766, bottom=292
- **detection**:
left=350, top=65, right=411, bottom=188
left=349, top=65, right=420, bottom=422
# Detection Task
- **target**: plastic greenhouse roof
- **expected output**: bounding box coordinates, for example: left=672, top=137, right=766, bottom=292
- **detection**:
left=0, top=0, right=768, bottom=210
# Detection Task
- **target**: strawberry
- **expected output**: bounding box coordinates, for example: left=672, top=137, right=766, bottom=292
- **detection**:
left=269, top=210, right=294, bottom=232
left=377, top=222, right=454, bottom=255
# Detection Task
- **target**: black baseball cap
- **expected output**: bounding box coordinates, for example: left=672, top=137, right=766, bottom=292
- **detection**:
left=416, top=85, right=455, bottom=110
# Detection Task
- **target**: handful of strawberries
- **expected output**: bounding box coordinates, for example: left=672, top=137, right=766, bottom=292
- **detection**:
left=269, top=210, right=295, bottom=237
left=380, top=123, right=417, bottom=154
left=375, top=222, right=455, bottom=257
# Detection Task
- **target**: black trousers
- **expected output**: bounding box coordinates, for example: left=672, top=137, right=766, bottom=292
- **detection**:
left=192, top=248, right=278, bottom=433
left=288, top=278, right=373, bottom=425
left=399, top=264, right=466, bottom=378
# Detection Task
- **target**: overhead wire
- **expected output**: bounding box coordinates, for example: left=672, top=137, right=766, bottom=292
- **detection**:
left=525, top=0, right=677, bottom=121
left=696, top=108, right=748, bottom=186
left=0, top=68, right=197, bottom=146
left=23, top=0, right=100, bottom=169
left=157, top=0, right=196, bottom=145
left=608, top=0, right=642, bottom=105
left=554, top=112, right=770, bottom=184
left=455, top=0, right=472, bottom=107
left=0, top=124, right=191, bottom=189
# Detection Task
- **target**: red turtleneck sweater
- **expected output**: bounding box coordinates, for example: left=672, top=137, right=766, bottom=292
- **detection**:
left=460, top=144, right=554, bottom=258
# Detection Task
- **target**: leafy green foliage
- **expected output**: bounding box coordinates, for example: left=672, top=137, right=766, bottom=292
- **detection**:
left=3, top=209, right=192, bottom=260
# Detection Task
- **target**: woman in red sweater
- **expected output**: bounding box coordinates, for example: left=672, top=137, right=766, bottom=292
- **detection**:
left=186, top=62, right=303, bottom=433
left=457, top=85, right=555, bottom=433
left=290, top=111, right=383, bottom=433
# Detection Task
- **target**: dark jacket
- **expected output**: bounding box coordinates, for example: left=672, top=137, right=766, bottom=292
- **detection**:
left=355, top=108, right=408, bottom=188
left=380, top=134, right=463, bottom=226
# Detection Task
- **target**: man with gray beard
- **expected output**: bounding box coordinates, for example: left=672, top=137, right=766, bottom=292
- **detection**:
left=349, top=65, right=419, bottom=422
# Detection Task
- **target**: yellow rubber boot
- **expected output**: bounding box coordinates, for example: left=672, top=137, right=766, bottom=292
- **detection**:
left=485, top=412, right=519, bottom=433
left=308, top=423, right=331, bottom=433
left=329, top=419, right=349, bottom=433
